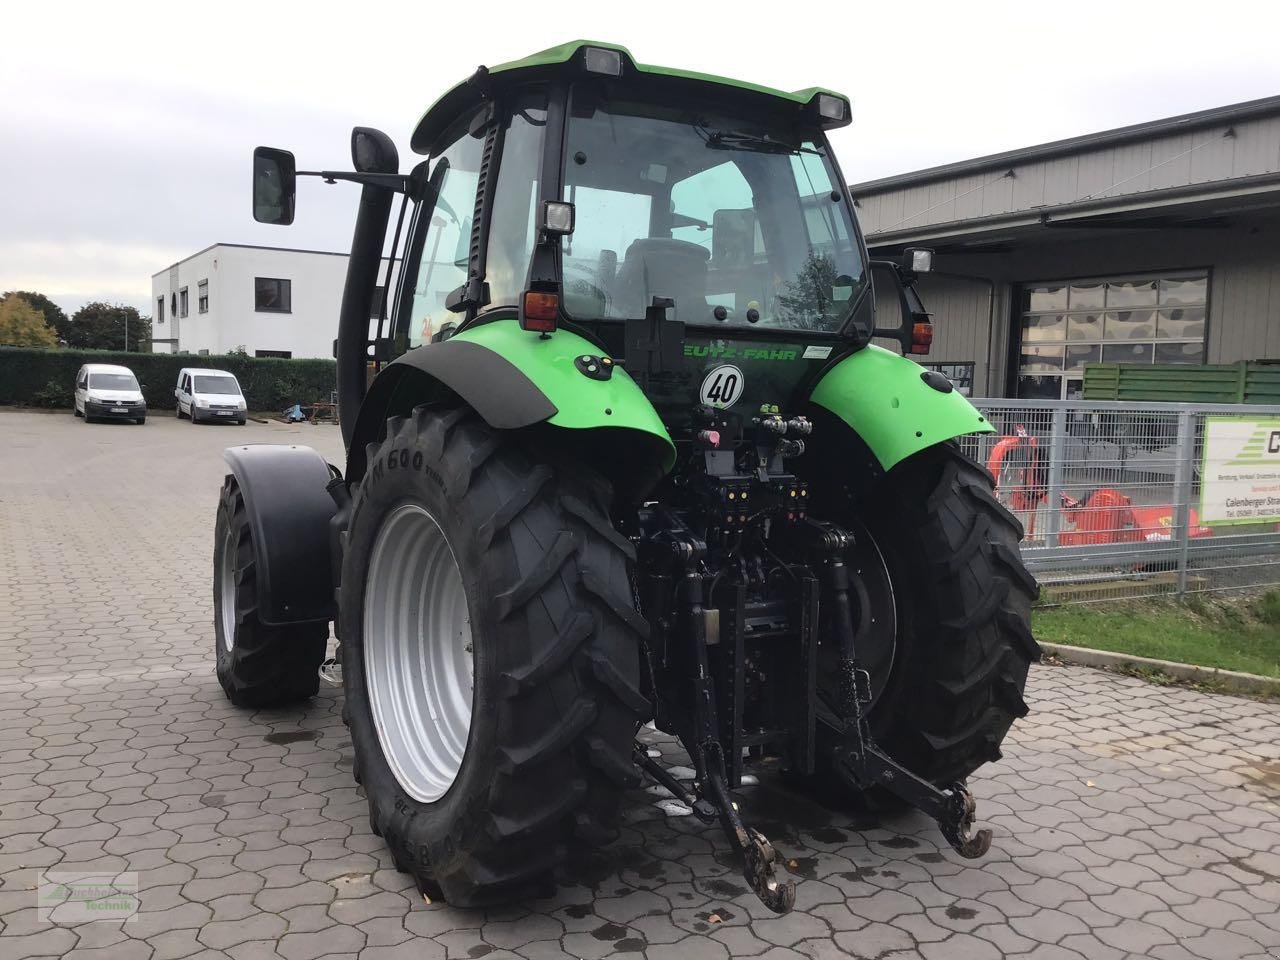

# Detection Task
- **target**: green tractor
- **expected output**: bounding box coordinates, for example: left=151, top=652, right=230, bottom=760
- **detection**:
left=214, top=41, right=1038, bottom=914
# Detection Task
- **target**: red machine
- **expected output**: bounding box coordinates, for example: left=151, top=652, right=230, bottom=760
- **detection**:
left=986, top=426, right=1047, bottom=536
left=987, top=425, right=1212, bottom=545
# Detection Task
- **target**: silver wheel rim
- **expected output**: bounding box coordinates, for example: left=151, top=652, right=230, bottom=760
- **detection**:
left=219, top=526, right=237, bottom=652
left=363, top=502, right=473, bottom=803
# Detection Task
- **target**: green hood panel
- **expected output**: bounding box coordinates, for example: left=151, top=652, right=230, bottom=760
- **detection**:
left=450, top=321, right=676, bottom=471
left=809, top=345, right=993, bottom=471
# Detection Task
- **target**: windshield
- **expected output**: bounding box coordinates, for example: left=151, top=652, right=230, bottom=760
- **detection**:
left=194, top=376, right=241, bottom=395
left=561, top=84, right=864, bottom=332
left=89, top=373, right=138, bottom=391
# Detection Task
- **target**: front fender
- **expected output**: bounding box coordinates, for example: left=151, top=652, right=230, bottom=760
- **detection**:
left=808, top=344, right=992, bottom=471
left=347, top=317, right=675, bottom=488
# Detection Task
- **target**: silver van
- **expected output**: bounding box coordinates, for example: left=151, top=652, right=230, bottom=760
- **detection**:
left=175, top=368, right=248, bottom=425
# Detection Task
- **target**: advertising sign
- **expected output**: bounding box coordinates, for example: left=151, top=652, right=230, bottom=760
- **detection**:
left=1200, top=416, right=1280, bottom=525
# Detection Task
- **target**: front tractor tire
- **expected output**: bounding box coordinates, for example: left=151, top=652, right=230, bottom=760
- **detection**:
left=820, top=444, right=1040, bottom=803
left=340, top=407, right=645, bottom=906
left=213, top=477, right=329, bottom=706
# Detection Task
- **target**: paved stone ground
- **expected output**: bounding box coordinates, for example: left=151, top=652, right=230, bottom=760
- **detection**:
left=1, top=407, right=1278, bottom=960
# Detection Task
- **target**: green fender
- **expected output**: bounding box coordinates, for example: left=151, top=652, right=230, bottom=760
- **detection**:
left=445, top=320, right=677, bottom=471
left=809, top=344, right=993, bottom=471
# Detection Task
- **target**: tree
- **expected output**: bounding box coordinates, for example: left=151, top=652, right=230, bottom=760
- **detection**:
left=65, top=302, right=152, bottom=351
left=776, top=252, right=841, bottom=330
left=0, top=295, right=58, bottom=347
left=4, top=290, right=69, bottom=342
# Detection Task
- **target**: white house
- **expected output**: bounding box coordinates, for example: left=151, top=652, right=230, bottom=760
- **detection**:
left=150, top=243, right=401, bottom=358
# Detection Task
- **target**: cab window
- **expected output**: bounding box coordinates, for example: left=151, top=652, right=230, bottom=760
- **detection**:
left=484, top=90, right=547, bottom=310
left=402, top=118, right=484, bottom=348
left=399, top=91, right=547, bottom=349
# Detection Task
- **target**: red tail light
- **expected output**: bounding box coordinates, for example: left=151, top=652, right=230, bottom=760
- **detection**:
left=521, top=291, right=559, bottom=332
left=909, top=321, right=933, bottom=355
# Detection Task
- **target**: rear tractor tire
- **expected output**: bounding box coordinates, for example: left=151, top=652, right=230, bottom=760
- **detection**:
left=340, top=407, right=646, bottom=906
left=213, top=477, right=329, bottom=707
left=816, top=443, right=1040, bottom=805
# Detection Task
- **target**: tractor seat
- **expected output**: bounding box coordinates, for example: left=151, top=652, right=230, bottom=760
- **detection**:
left=612, top=238, right=710, bottom=322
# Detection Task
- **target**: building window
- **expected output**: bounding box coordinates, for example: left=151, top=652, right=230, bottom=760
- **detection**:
left=254, top=349, right=292, bottom=359
left=198, top=279, right=209, bottom=314
left=255, top=277, right=292, bottom=313
left=920, top=361, right=974, bottom=397
left=171, top=292, right=177, bottom=318
left=156, top=297, right=165, bottom=324
left=179, top=287, right=189, bottom=318
left=1015, top=271, right=1207, bottom=400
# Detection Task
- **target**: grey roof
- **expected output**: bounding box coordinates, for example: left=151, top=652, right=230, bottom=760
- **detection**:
left=850, top=94, right=1280, bottom=196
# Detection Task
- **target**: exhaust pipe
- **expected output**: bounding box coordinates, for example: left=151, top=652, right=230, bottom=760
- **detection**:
left=336, top=127, right=399, bottom=448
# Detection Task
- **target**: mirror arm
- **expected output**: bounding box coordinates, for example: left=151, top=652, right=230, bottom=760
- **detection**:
left=299, top=170, right=411, bottom=192
left=870, top=259, right=928, bottom=353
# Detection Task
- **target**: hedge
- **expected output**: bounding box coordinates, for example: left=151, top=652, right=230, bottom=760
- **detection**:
left=0, top=347, right=336, bottom=412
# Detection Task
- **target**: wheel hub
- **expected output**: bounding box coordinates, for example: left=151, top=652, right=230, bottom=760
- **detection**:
left=363, top=503, right=474, bottom=803
left=219, top=526, right=237, bottom=652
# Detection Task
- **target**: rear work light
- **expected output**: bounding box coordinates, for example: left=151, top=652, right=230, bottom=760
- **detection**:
left=583, top=47, right=623, bottom=77
left=817, top=94, right=848, bottom=122
left=521, top=291, right=559, bottom=333
left=909, top=321, right=934, bottom=355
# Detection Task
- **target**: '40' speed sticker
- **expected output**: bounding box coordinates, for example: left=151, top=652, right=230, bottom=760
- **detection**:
left=699, top=364, right=744, bottom=409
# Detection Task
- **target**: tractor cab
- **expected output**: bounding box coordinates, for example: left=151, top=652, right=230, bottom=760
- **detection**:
left=253, top=41, right=938, bottom=468
left=229, top=42, right=1034, bottom=918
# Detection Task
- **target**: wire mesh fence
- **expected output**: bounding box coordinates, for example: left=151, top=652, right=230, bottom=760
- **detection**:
left=960, top=399, right=1280, bottom=604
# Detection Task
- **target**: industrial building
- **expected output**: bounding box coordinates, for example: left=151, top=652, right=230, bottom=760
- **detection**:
left=853, top=95, right=1280, bottom=399
left=150, top=243, right=400, bottom=358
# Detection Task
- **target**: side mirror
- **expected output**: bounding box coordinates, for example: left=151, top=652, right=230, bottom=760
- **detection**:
left=252, top=147, right=296, bottom=225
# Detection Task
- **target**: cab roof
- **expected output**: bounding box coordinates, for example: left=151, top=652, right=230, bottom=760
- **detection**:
left=84, top=363, right=136, bottom=375
left=181, top=367, right=236, bottom=378
left=411, top=40, right=851, bottom=155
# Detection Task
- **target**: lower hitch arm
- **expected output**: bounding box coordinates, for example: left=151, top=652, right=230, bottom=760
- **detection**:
left=702, top=743, right=796, bottom=914
left=815, top=521, right=992, bottom=860
left=850, top=743, right=992, bottom=859
left=636, top=742, right=795, bottom=912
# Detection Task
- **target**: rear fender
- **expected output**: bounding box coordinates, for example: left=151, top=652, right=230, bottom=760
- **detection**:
left=346, top=317, right=676, bottom=495
left=222, top=444, right=338, bottom=625
left=808, top=344, right=993, bottom=471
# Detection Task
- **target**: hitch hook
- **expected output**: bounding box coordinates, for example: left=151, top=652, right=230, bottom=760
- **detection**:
left=637, top=743, right=795, bottom=913
left=939, top=782, right=992, bottom=859
left=741, top=826, right=796, bottom=914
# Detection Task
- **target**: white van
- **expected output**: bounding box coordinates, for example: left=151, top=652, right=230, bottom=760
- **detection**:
left=74, top=363, right=147, bottom=424
left=175, top=368, right=248, bottom=425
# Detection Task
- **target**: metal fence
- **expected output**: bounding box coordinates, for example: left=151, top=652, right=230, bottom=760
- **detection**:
left=958, top=399, right=1280, bottom=603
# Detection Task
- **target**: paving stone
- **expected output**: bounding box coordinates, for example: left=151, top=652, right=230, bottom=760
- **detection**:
left=198, top=912, right=289, bottom=950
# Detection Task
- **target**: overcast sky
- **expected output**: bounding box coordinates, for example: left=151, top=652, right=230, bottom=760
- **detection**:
left=2, top=0, right=1277, bottom=317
